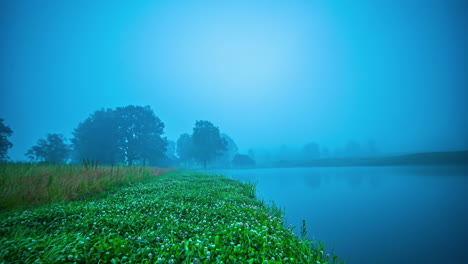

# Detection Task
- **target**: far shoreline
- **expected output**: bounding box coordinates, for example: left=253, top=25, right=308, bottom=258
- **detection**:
left=206, top=151, right=468, bottom=170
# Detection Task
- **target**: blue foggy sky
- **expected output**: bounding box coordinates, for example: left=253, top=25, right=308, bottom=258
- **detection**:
left=1, top=0, right=467, bottom=161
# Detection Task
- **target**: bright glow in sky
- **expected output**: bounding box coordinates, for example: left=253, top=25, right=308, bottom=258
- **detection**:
left=131, top=3, right=320, bottom=106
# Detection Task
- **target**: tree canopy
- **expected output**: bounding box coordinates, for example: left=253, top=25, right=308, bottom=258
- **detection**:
left=72, top=105, right=167, bottom=165
left=232, top=154, right=256, bottom=167
left=191, top=120, right=227, bottom=168
left=26, top=134, right=71, bottom=164
left=0, top=118, right=13, bottom=161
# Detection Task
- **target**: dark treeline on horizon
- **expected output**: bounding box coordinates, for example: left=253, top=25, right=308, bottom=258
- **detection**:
left=0, top=104, right=392, bottom=168
left=0, top=105, right=256, bottom=168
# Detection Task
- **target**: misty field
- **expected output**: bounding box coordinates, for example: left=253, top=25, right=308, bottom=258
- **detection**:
left=0, top=163, right=171, bottom=210
left=0, top=169, right=340, bottom=263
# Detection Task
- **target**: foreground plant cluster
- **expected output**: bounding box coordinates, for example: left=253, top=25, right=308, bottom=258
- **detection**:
left=0, top=171, right=340, bottom=263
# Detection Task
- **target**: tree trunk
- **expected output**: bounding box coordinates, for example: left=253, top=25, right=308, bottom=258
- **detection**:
left=204, top=160, right=207, bottom=169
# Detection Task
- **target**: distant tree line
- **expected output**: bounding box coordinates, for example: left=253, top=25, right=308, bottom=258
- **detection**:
left=0, top=106, right=168, bottom=166
left=175, top=120, right=256, bottom=168
left=0, top=106, right=257, bottom=168
left=26, top=134, right=71, bottom=164
left=249, top=140, right=380, bottom=166
left=1, top=112, right=382, bottom=168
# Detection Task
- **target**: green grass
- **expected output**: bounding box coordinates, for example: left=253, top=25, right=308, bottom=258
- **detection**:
left=0, top=170, right=341, bottom=263
left=0, top=163, right=171, bottom=210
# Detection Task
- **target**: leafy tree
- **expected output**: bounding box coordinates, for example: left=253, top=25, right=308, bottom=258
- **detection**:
left=176, top=133, right=193, bottom=165
left=26, top=134, right=71, bottom=163
left=191, top=120, right=227, bottom=168
left=0, top=118, right=13, bottom=161
left=72, top=108, right=121, bottom=165
left=232, top=154, right=256, bottom=167
left=114, top=105, right=167, bottom=165
left=72, top=105, right=167, bottom=166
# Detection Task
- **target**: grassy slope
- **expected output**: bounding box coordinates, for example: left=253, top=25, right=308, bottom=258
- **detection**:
left=0, top=163, right=171, bottom=210
left=0, top=170, right=340, bottom=264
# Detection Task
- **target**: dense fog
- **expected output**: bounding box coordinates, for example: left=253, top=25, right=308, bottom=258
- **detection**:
left=1, top=2, right=468, bottom=264
left=1, top=0, right=467, bottom=165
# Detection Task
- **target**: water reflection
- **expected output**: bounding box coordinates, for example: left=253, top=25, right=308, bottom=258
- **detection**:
left=303, top=172, right=322, bottom=189
left=214, top=166, right=468, bottom=264
left=346, top=173, right=363, bottom=187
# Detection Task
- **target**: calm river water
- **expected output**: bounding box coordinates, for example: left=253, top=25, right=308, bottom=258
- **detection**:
left=211, top=166, right=468, bottom=264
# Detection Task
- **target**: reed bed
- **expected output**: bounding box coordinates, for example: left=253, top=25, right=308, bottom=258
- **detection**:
left=0, top=163, right=171, bottom=210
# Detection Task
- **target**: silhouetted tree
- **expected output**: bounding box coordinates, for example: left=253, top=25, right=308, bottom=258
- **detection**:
left=72, top=108, right=121, bottom=164
left=72, top=105, right=167, bottom=166
left=176, top=133, right=193, bottom=165
left=0, top=118, right=13, bottom=161
left=216, top=133, right=238, bottom=167
left=303, top=142, right=320, bottom=160
left=345, top=140, right=361, bottom=157
left=232, top=154, right=256, bottom=167
left=26, top=134, right=71, bottom=163
left=321, top=147, right=330, bottom=158
left=248, top=149, right=255, bottom=160
left=191, top=120, right=227, bottom=168
left=114, top=105, right=167, bottom=165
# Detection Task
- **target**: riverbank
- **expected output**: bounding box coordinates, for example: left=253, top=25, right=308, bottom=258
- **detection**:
left=0, top=170, right=340, bottom=263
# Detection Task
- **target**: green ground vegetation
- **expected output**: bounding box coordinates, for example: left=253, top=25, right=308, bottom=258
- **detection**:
left=0, top=163, right=170, bottom=210
left=0, top=169, right=340, bottom=263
